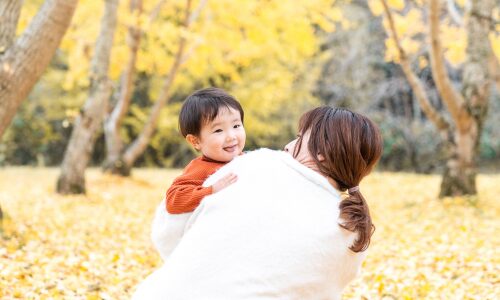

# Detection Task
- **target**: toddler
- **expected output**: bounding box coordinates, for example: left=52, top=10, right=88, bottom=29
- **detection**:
left=166, top=87, right=246, bottom=214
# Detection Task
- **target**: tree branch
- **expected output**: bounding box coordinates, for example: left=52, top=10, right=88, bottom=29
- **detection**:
left=380, top=0, right=450, bottom=134
left=0, top=0, right=78, bottom=138
left=148, top=0, right=167, bottom=21
left=123, top=0, right=198, bottom=165
left=0, top=0, right=23, bottom=53
left=106, top=0, right=143, bottom=133
left=446, top=0, right=463, bottom=26
left=429, top=0, right=468, bottom=127
left=462, top=0, right=496, bottom=112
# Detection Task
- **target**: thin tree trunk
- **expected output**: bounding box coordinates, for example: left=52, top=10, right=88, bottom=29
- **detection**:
left=0, top=0, right=78, bottom=138
left=106, top=0, right=207, bottom=175
left=57, top=0, right=120, bottom=194
left=120, top=0, right=202, bottom=173
left=103, top=0, right=143, bottom=175
left=103, top=0, right=171, bottom=175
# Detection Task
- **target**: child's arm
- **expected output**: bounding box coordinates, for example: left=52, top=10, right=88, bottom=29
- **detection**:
left=166, top=173, right=238, bottom=214
left=166, top=180, right=212, bottom=214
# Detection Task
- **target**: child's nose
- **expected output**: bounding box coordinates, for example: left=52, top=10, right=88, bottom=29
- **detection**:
left=226, top=131, right=236, bottom=140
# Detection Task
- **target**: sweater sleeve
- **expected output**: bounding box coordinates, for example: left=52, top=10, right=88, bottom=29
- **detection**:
left=166, top=158, right=218, bottom=214
left=166, top=179, right=213, bottom=214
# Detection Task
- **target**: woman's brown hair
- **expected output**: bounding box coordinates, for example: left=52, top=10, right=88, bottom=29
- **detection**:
left=293, top=106, right=383, bottom=252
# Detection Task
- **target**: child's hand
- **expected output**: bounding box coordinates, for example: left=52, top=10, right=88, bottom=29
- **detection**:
left=212, top=173, right=238, bottom=193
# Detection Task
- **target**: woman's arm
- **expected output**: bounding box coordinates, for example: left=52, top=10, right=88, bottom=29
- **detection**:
left=151, top=198, right=193, bottom=261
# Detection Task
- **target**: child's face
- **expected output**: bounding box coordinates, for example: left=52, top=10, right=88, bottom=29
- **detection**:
left=188, top=107, right=246, bottom=162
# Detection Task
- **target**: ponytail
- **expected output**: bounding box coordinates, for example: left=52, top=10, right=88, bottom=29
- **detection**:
left=295, top=106, right=382, bottom=253
left=338, top=190, right=374, bottom=252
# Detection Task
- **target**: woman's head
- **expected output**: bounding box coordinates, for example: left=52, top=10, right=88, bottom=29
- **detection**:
left=286, top=106, right=383, bottom=252
left=292, top=106, right=382, bottom=188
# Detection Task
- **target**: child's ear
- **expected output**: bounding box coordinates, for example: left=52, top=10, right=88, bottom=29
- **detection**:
left=186, top=134, right=201, bottom=151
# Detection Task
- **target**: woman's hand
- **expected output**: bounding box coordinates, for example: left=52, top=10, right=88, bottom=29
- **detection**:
left=212, top=172, right=238, bottom=193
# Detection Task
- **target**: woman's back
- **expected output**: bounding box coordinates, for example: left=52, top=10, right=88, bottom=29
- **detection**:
left=134, top=149, right=365, bottom=300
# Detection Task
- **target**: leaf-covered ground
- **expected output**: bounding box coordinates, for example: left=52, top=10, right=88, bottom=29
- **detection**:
left=0, top=168, right=498, bottom=299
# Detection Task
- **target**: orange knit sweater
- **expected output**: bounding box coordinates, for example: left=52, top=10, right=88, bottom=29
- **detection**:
left=166, top=156, right=226, bottom=214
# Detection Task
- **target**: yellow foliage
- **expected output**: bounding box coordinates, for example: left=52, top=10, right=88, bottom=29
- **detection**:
left=381, top=8, right=425, bottom=62
left=387, top=0, right=405, bottom=11
left=490, top=33, right=500, bottom=61
left=44, top=0, right=338, bottom=109
left=442, top=24, right=467, bottom=65
left=368, top=0, right=384, bottom=17
left=16, top=0, right=44, bottom=34
left=379, top=1, right=484, bottom=67
left=419, top=56, right=428, bottom=69
left=1, top=169, right=499, bottom=298
left=384, top=37, right=400, bottom=62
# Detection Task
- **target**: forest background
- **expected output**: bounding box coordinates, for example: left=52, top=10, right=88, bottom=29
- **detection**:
left=0, top=0, right=499, bottom=298
left=2, top=0, right=498, bottom=174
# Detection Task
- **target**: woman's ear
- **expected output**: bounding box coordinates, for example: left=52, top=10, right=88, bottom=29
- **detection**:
left=317, top=153, right=325, bottom=162
left=186, top=134, right=201, bottom=151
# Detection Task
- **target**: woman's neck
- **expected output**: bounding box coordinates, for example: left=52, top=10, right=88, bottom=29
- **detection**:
left=293, top=155, right=340, bottom=190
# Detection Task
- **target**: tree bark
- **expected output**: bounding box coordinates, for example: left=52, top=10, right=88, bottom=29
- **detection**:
left=57, top=0, right=120, bottom=194
left=0, top=0, right=78, bottom=138
left=103, top=0, right=143, bottom=175
left=429, top=0, right=468, bottom=129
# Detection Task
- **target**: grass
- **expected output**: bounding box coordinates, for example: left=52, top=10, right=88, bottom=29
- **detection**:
left=0, top=167, right=499, bottom=299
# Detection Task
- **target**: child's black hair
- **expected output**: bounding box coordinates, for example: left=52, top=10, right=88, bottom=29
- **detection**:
left=179, top=87, right=244, bottom=137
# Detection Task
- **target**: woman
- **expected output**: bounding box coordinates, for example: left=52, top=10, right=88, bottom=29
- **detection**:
left=134, top=106, right=383, bottom=300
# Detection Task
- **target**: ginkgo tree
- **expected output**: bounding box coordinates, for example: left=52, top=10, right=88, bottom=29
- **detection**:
left=50, top=0, right=341, bottom=192
left=371, top=0, right=499, bottom=197
left=101, top=0, right=340, bottom=175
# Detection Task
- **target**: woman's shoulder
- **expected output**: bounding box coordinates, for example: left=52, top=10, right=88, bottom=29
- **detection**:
left=219, top=148, right=286, bottom=169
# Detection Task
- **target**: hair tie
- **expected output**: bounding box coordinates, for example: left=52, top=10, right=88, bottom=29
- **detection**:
left=348, top=186, right=359, bottom=194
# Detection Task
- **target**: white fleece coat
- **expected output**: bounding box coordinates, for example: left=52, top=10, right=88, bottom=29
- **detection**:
left=134, top=149, right=366, bottom=300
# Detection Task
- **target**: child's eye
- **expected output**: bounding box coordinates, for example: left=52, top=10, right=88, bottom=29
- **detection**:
left=213, top=129, right=223, bottom=133
left=233, top=124, right=241, bottom=129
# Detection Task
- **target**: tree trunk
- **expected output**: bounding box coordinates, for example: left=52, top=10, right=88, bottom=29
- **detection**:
left=0, top=0, right=78, bottom=138
left=57, top=0, right=120, bottom=194
left=382, top=0, right=493, bottom=198
left=106, top=0, right=203, bottom=175
left=103, top=0, right=143, bottom=175
left=440, top=129, right=478, bottom=197
left=438, top=0, right=493, bottom=197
